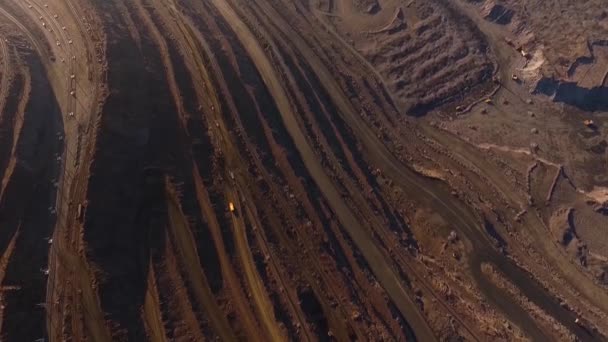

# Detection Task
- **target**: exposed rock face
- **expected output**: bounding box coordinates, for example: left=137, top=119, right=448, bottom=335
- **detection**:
left=535, top=77, right=608, bottom=112
left=471, top=1, right=608, bottom=109
left=482, top=2, right=514, bottom=25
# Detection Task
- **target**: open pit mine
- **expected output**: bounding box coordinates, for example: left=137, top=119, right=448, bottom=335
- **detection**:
left=0, top=0, right=607, bottom=341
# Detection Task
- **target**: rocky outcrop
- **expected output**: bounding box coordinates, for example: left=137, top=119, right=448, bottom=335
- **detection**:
left=482, top=2, right=514, bottom=25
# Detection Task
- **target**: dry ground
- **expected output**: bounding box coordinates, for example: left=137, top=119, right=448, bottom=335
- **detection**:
left=0, top=0, right=606, bottom=341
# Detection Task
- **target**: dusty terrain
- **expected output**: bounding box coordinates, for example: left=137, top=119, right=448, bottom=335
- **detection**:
left=0, top=0, right=606, bottom=341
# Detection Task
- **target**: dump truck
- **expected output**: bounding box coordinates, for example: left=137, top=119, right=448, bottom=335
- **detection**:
left=229, top=202, right=235, bottom=212
left=584, top=119, right=595, bottom=128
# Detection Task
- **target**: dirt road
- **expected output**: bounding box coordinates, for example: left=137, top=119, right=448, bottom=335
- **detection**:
left=206, top=1, right=437, bottom=340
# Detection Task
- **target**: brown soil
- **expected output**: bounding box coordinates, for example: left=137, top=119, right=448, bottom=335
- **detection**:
left=0, top=0, right=606, bottom=341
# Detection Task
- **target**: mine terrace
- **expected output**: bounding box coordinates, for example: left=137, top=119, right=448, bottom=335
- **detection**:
left=0, top=0, right=606, bottom=341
